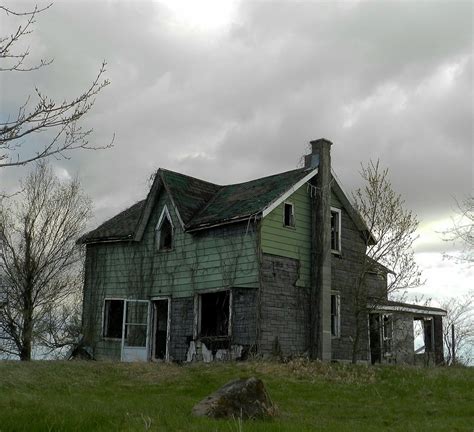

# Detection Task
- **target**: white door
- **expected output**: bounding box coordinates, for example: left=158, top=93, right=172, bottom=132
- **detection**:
left=121, top=300, right=151, bottom=362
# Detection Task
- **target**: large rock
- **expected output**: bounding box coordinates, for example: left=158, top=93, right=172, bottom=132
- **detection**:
left=192, top=377, right=276, bottom=419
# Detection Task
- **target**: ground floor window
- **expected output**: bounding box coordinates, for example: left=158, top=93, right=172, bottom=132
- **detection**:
left=330, top=293, right=340, bottom=337
left=198, top=290, right=230, bottom=338
left=103, top=299, right=124, bottom=339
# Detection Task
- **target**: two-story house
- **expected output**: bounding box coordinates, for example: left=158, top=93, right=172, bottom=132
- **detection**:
left=78, top=139, right=445, bottom=364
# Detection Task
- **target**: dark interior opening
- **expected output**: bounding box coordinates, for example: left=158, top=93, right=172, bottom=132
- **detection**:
left=284, top=203, right=294, bottom=227
left=369, top=313, right=381, bottom=364
left=103, top=299, right=124, bottom=339
left=200, top=291, right=230, bottom=338
left=159, top=218, right=173, bottom=250
left=154, top=300, right=168, bottom=359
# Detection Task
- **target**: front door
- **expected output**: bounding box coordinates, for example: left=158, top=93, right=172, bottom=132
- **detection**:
left=121, top=300, right=151, bottom=362
left=152, top=299, right=170, bottom=361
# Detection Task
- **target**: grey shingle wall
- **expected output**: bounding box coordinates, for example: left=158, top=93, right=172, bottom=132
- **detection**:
left=259, top=253, right=310, bottom=357
left=169, top=297, right=194, bottom=361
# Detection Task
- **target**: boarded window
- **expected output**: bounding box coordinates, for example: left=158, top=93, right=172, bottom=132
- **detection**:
left=284, top=203, right=295, bottom=227
left=330, top=294, right=340, bottom=337
left=331, top=209, right=341, bottom=252
left=199, top=291, right=230, bottom=337
left=103, top=299, right=124, bottom=339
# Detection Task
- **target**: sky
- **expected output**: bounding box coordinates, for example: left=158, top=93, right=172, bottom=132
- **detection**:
left=0, top=0, right=472, bottom=306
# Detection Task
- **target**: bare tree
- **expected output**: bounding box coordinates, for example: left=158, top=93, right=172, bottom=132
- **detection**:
left=349, top=160, right=422, bottom=363
left=444, top=196, right=474, bottom=264
left=0, top=162, right=91, bottom=360
left=439, top=292, right=474, bottom=365
left=0, top=3, right=111, bottom=168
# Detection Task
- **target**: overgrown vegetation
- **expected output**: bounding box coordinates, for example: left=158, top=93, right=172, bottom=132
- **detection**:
left=0, top=360, right=472, bottom=431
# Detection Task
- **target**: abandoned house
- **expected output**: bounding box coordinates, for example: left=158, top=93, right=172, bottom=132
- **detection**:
left=78, top=139, right=445, bottom=364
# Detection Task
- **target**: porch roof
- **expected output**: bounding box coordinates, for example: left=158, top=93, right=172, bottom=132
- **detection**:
left=372, top=300, right=446, bottom=317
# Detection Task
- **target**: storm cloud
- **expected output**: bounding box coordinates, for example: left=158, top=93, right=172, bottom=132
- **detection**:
left=0, top=0, right=472, bottom=298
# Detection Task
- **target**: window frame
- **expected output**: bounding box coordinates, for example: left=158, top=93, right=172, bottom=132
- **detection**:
left=194, top=289, right=232, bottom=339
left=283, top=201, right=295, bottom=228
left=155, top=204, right=174, bottom=252
left=330, top=292, right=341, bottom=338
left=330, top=207, right=342, bottom=254
left=102, top=298, right=125, bottom=340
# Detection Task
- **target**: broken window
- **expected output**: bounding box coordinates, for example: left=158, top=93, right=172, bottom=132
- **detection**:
left=199, top=291, right=230, bottom=338
left=284, top=202, right=295, bottom=227
left=103, top=299, right=124, bottom=339
left=382, top=314, right=393, bottom=356
left=330, top=293, right=340, bottom=337
left=156, top=206, right=173, bottom=251
left=331, top=208, right=341, bottom=252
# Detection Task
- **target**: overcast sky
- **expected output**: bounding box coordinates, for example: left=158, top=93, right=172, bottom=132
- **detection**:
left=0, top=0, right=472, bottom=303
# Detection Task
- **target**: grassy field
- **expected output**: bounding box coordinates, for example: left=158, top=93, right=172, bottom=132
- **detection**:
left=0, top=360, right=472, bottom=432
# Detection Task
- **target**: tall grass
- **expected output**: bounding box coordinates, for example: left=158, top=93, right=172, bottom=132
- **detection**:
left=0, top=360, right=472, bottom=431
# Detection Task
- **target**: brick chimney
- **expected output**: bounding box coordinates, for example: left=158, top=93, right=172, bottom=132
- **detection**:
left=308, top=138, right=332, bottom=361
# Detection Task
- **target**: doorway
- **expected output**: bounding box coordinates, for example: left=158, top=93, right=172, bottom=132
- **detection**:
left=152, top=299, right=170, bottom=361
left=369, top=313, right=381, bottom=364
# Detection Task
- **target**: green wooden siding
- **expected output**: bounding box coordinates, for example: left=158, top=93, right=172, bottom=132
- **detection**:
left=83, top=190, right=259, bottom=359
left=261, top=185, right=312, bottom=287
left=260, top=187, right=343, bottom=288
left=85, top=190, right=259, bottom=301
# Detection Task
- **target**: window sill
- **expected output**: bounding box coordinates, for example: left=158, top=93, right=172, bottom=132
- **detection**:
left=102, top=337, right=121, bottom=341
left=331, top=249, right=342, bottom=256
left=283, top=225, right=296, bottom=230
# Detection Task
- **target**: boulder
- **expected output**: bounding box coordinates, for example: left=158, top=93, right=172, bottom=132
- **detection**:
left=192, top=377, right=275, bottom=419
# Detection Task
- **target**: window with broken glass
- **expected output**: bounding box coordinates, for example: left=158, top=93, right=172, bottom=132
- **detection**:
left=331, top=208, right=341, bottom=252
left=198, top=291, right=230, bottom=339
left=283, top=202, right=295, bottom=227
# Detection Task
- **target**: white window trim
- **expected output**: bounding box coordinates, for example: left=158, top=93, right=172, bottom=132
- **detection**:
left=331, top=207, right=342, bottom=254
left=102, top=297, right=125, bottom=340
left=331, top=293, right=341, bottom=338
left=155, top=204, right=174, bottom=251
left=283, top=201, right=295, bottom=228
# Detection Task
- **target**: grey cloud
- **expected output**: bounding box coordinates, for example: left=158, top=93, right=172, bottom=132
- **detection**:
left=1, top=0, right=472, bottom=252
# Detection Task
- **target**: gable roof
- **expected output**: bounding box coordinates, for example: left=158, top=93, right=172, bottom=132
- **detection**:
left=78, top=166, right=372, bottom=244
left=187, top=168, right=314, bottom=230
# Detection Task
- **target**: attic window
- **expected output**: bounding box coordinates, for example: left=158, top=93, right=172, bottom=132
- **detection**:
left=331, top=208, right=341, bottom=252
left=156, top=205, right=174, bottom=251
left=284, top=202, right=295, bottom=227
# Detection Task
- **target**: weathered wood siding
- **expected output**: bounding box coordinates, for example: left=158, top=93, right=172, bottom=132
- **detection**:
left=82, top=189, right=259, bottom=359
left=260, top=185, right=311, bottom=287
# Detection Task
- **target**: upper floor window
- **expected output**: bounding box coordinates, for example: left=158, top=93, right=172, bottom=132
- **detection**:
left=284, top=202, right=295, bottom=227
left=156, top=205, right=174, bottom=251
left=331, top=208, right=341, bottom=253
